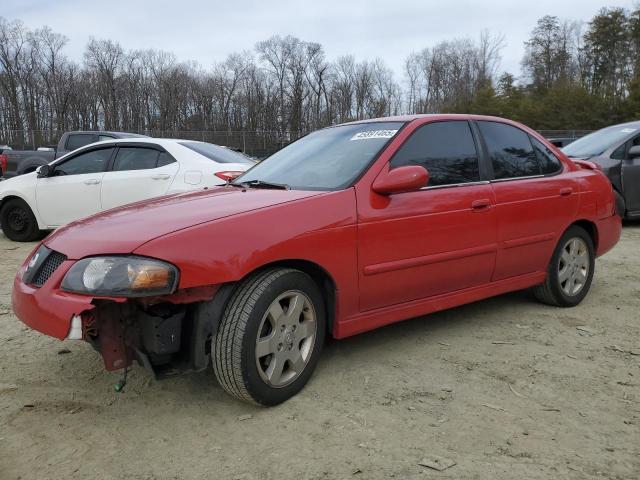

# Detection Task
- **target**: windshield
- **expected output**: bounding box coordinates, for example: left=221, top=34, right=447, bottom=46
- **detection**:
left=179, top=141, right=254, bottom=164
left=234, top=122, right=404, bottom=190
left=562, top=125, right=638, bottom=158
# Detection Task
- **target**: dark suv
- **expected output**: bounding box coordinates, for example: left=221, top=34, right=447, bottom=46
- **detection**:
left=562, top=121, right=640, bottom=219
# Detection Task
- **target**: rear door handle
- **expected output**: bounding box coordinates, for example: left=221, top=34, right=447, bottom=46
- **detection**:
left=471, top=199, right=491, bottom=211
left=151, top=174, right=171, bottom=180
left=559, top=187, right=573, bottom=197
left=84, top=179, right=100, bottom=185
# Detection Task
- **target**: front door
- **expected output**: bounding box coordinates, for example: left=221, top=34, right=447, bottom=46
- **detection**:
left=621, top=134, right=640, bottom=214
left=101, top=146, right=179, bottom=210
left=35, top=147, right=113, bottom=227
left=357, top=120, right=498, bottom=311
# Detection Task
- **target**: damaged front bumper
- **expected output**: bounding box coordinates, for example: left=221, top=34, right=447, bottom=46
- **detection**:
left=12, top=259, right=100, bottom=340
left=12, top=252, right=230, bottom=378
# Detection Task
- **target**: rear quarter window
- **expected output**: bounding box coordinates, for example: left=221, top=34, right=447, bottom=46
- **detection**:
left=530, top=137, right=563, bottom=174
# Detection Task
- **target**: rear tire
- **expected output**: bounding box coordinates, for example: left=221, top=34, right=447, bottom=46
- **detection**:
left=212, top=268, right=326, bottom=405
left=0, top=198, right=44, bottom=242
left=533, top=225, right=595, bottom=307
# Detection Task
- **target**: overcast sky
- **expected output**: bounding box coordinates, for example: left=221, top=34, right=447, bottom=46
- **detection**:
left=4, top=0, right=636, bottom=82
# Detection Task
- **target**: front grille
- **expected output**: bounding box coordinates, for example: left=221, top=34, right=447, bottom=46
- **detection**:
left=32, top=251, right=67, bottom=287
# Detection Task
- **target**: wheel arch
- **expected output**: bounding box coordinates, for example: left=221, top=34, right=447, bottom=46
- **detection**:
left=0, top=194, right=28, bottom=212
left=246, top=259, right=338, bottom=337
left=187, top=258, right=338, bottom=372
left=0, top=194, right=45, bottom=229
left=570, top=219, right=598, bottom=251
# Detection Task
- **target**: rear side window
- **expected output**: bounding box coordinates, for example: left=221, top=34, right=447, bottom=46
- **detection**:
left=157, top=152, right=175, bottom=167
left=478, top=121, right=538, bottom=179
left=65, top=134, right=96, bottom=151
left=530, top=137, right=562, bottom=174
left=55, top=148, right=113, bottom=175
left=390, top=121, right=480, bottom=186
left=113, top=147, right=159, bottom=171
left=179, top=141, right=254, bottom=164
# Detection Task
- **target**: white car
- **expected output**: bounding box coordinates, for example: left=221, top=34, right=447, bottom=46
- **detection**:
left=0, top=138, right=254, bottom=241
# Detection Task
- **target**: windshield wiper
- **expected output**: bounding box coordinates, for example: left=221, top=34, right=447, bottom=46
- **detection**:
left=241, top=180, right=290, bottom=190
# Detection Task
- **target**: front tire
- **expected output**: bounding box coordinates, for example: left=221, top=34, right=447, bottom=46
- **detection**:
left=0, top=198, right=44, bottom=242
left=212, top=268, right=326, bottom=405
left=533, top=225, right=595, bottom=307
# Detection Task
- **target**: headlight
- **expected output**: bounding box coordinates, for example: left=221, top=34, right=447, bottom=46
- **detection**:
left=61, top=256, right=179, bottom=297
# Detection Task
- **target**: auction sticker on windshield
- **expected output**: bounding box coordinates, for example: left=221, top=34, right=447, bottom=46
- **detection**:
left=350, top=129, right=398, bottom=141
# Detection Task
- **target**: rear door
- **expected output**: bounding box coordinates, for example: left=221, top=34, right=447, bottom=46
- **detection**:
left=357, top=120, right=498, bottom=311
left=477, top=121, right=580, bottom=280
left=100, top=146, right=179, bottom=210
left=35, top=146, right=113, bottom=227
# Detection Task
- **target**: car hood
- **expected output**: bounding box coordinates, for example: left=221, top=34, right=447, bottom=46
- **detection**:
left=45, top=187, right=326, bottom=259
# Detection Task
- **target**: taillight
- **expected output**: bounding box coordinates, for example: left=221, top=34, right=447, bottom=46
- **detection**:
left=0, top=154, right=7, bottom=174
left=214, top=171, right=243, bottom=181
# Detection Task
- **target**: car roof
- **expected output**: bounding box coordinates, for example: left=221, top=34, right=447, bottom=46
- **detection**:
left=337, top=113, right=523, bottom=126
left=66, top=131, right=148, bottom=138
left=601, top=120, right=640, bottom=129
left=87, top=138, right=183, bottom=146
left=84, top=138, right=252, bottom=156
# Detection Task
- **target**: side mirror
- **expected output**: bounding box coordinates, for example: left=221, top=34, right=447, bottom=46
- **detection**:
left=372, top=165, right=429, bottom=195
left=628, top=145, right=640, bottom=159
left=36, top=164, right=51, bottom=178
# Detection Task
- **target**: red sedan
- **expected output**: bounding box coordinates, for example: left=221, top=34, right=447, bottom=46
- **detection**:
left=12, top=115, right=621, bottom=405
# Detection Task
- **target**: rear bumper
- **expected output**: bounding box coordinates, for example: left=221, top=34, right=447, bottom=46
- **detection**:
left=595, top=214, right=622, bottom=258
left=12, top=260, right=95, bottom=340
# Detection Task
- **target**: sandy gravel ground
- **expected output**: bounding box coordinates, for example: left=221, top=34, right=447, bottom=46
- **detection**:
left=0, top=225, right=639, bottom=480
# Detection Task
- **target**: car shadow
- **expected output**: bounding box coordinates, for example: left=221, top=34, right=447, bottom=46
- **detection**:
left=179, top=288, right=535, bottom=396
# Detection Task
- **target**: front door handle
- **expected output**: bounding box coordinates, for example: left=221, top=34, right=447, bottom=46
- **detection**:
left=559, top=187, right=573, bottom=197
left=151, top=174, right=171, bottom=180
left=471, top=198, right=491, bottom=211
left=84, top=179, right=100, bottom=185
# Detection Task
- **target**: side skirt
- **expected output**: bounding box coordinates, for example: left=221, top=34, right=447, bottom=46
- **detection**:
left=335, top=271, right=546, bottom=339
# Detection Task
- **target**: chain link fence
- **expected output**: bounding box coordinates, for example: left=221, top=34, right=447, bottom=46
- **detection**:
left=1, top=128, right=591, bottom=157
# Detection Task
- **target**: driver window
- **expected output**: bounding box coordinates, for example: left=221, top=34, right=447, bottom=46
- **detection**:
left=390, top=121, right=480, bottom=186
left=55, top=148, right=113, bottom=176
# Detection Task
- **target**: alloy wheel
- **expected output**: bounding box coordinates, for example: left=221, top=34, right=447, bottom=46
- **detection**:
left=558, top=237, right=590, bottom=296
left=255, top=290, right=317, bottom=388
